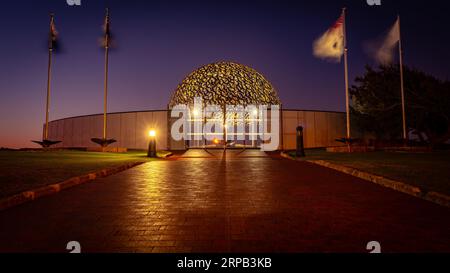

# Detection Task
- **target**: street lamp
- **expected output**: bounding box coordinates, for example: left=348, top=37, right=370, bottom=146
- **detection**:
left=148, top=130, right=157, bottom=158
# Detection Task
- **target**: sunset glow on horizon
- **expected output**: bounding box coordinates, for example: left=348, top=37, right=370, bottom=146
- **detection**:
left=1, top=0, right=449, bottom=148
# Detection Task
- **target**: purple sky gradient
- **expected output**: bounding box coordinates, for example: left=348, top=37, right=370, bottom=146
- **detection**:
left=0, top=0, right=449, bottom=148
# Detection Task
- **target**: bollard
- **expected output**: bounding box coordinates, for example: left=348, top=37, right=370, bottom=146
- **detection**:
left=148, top=130, right=157, bottom=158
left=296, top=126, right=305, bottom=157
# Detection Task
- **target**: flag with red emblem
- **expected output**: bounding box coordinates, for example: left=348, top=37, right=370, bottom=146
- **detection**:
left=313, top=12, right=345, bottom=62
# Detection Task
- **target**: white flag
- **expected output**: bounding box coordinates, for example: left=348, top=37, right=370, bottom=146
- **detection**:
left=376, top=19, right=400, bottom=64
left=313, top=13, right=345, bottom=62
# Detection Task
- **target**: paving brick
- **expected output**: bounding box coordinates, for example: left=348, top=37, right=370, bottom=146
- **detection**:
left=0, top=153, right=449, bottom=252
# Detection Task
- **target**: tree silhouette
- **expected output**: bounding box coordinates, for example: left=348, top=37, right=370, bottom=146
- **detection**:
left=350, top=65, right=450, bottom=147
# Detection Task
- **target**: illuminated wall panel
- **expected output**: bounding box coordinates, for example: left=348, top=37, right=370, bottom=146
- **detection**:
left=48, top=110, right=346, bottom=150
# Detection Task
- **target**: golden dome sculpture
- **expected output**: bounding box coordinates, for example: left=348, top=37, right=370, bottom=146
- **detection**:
left=169, top=62, right=281, bottom=108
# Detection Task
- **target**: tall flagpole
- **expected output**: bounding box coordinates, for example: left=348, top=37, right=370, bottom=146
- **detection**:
left=342, top=8, right=351, bottom=141
left=398, top=15, right=407, bottom=141
left=44, top=13, right=55, bottom=141
left=103, top=8, right=110, bottom=141
left=223, top=104, right=227, bottom=150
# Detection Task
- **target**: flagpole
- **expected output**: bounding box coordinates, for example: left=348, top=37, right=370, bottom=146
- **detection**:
left=398, top=15, right=407, bottom=141
left=103, top=8, right=110, bottom=141
left=44, top=13, right=55, bottom=141
left=342, top=8, right=351, bottom=141
left=223, top=104, right=227, bottom=150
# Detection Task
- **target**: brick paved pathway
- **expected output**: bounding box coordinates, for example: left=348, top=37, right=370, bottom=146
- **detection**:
left=0, top=151, right=449, bottom=253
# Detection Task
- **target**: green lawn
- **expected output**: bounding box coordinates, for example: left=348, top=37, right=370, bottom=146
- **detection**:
left=291, top=149, right=450, bottom=195
left=0, top=150, right=155, bottom=198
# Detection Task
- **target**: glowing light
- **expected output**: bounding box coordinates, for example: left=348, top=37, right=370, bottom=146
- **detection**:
left=149, top=130, right=156, bottom=137
left=213, top=138, right=220, bottom=144
left=192, top=109, right=200, bottom=117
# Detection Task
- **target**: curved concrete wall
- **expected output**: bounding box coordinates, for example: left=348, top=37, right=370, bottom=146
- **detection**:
left=47, top=110, right=346, bottom=150
left=281, top=110, right=346, bottom=150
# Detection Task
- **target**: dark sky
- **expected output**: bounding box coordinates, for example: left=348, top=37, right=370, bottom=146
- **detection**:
left=1, top=0, right=449, bottom=148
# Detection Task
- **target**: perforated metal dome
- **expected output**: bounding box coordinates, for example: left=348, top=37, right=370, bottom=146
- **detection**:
left=169, top=62, right=281, bottom=108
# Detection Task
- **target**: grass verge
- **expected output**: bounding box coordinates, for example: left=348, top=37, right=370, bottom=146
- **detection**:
left=289, top=149, right=450, bottom=196
left=0, top=150, right=162, bottom=198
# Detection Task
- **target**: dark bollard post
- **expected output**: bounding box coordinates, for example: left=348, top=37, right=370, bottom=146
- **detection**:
left=296, top=126, right=305, bottom=157
left=148, top=130, right=157, bottom=158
